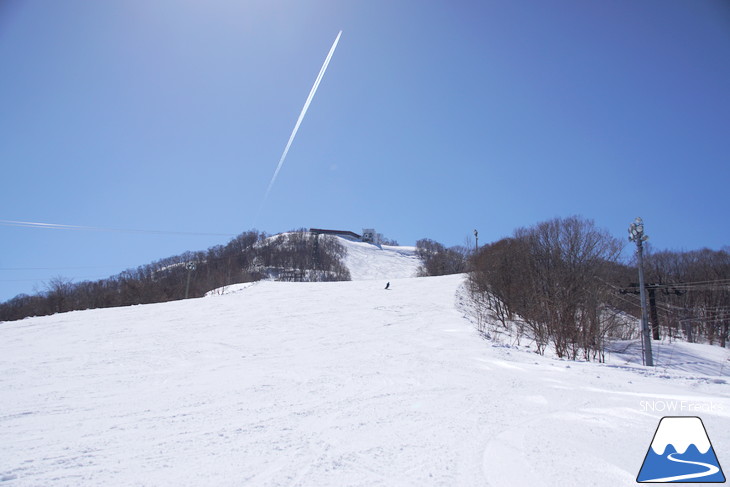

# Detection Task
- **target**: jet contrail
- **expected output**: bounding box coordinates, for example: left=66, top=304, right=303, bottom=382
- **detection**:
left=0, top=219, right=235, bottom=237
left=257, top=30, right=342, bottom=219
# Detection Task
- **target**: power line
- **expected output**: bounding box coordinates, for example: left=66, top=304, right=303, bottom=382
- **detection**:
left=0, top=265, right=131, bottom=271
left=664, top=278, right=730, bottom=286
left=0, top=275, right=112, bottom=283
left=623, top=279, right=730, bottom=289
left=0, top=231, right=269, bottom=285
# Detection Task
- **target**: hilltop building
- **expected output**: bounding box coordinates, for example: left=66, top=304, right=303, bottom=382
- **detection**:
left=309, top=228, right=379, bottom=244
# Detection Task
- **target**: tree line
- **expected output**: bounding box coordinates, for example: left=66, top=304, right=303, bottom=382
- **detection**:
left=641, top=248, right=730, bottom=348
left=4, top=220, right=728, bottom=356
left=0, top=230, right=350, bottom=322
left=413, top=216, right=729, bottom=357
left=415, top=238, right=469, bottom=276
left=465, top=216, right=729, bottom=359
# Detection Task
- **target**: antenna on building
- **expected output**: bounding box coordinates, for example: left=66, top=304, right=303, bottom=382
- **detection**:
left=362, top=229, right=378, bottom=244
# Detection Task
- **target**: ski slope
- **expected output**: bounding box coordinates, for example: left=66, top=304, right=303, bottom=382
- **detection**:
left=339, top=238, right=421, bottom=281
left=1, top=242, right=729, bottom=486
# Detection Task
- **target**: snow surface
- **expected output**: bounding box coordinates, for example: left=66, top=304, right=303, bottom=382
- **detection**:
left=338, top=238, right=420, bottom=281
left=1, top=240, right=729, bottom=486
left=205, top=282, right=256, bottom=297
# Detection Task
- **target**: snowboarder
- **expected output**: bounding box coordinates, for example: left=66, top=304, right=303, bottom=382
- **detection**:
left=385, top=282, right=390, bottom=290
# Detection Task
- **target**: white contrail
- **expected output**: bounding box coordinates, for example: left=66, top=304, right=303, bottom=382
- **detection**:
left=0, top=219, right=235, bottom=237
left=257, top=31, right=342, bottom=218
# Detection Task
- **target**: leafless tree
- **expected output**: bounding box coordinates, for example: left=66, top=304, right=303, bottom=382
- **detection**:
left=416, top=239, right=468, bottom=276
left=470, top=216, right=624, bottom=360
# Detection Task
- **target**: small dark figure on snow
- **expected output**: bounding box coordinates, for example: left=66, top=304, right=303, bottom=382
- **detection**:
left=385, top=282, right=390, bottom=290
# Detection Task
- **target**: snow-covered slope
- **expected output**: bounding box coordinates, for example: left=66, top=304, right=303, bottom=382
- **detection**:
left=1, top=274, right=728, bottom=486
left=338, top=237, right=420, bottom=281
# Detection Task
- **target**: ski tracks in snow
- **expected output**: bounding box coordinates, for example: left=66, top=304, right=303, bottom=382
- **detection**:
left=2, top=273, right=730, bottom=486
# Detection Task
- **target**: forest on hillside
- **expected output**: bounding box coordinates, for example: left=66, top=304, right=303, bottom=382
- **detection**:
left=410, top=217, right=729, bottom=357
left=459, top=216, right=730, bottom=359
left=0, top=230, right=350, bottom=322
left=3, top=219, right=729, bottom=360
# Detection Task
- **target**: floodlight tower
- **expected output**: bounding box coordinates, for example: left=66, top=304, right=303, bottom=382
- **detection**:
left=629, top=217, right=653, bottom=367
left=185, top=262, right=196, bottom=300
left=473, top=229, right=479, bottom=254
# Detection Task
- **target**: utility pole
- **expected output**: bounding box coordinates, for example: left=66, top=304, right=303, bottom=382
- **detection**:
left=473, top=229, right=479, bottom=254
left=620, top=282, right=662, bottom=341
left=629, top=217, right=653, bottom=367
left=185, top=262, right=196, bottom=299
left=647, top=286, right=661, bottom=340
left=683, top=314, right=694, bottom=343
left=313, top=233, right=320, bottom=270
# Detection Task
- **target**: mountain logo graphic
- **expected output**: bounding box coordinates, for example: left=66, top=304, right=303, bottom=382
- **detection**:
left=637, top=416, right=726, bottom=483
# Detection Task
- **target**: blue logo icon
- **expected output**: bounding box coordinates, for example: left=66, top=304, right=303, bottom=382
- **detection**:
left=637, top=416, right=725, bottom=483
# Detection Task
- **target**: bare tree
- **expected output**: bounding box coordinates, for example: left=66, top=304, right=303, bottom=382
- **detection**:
left=46, top=276, right=75, bottom=314
left=416, top=239, right=468, bottom=276
left=643, top=248, right=730, bottom=347
left=470, top=216, right=624, bottom=360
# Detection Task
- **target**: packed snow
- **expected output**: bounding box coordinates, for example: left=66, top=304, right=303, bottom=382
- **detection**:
left=1, top=239, right=728, bottom=486
left=338, top=238, right=420, bottom=281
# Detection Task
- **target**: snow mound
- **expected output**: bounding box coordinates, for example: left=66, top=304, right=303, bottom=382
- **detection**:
left=205, top=282, right=256, bottom=296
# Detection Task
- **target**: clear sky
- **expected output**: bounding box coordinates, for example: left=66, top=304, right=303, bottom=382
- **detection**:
left=1, top=0, right=729, bottom=302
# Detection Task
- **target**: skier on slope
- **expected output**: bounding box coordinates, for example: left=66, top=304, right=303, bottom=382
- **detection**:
left=385, top=282, right=390, bottom=290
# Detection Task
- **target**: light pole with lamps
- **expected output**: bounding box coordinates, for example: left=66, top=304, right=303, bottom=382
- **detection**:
left=629, top=217, right=653, bottom=367
left=185, top=262, right=196, bottom=300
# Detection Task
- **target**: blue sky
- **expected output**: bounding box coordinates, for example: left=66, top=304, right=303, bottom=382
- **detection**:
left=1, top=0, right=729, bottom=301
